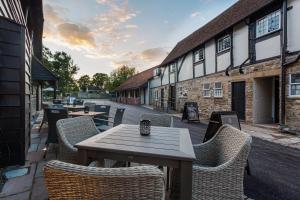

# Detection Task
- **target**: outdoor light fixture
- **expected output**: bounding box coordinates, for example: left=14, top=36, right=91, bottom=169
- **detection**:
left=140, top=120, right=151, bottom=136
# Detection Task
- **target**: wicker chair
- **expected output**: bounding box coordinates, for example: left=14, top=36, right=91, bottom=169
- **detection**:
left=56, top=116, right=100, bottom=164
left=96, top=108, right=125, bottom=132
left=140, top=113, right=173, bottom=127
left=44, top=160, right=165, bottom=200
left=192, top=125, right=252, bottom=200
left=84, top=102, right=96, bottom=111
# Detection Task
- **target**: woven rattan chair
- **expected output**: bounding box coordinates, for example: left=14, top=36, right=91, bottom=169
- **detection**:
left=94, top=105, right=111, bottom=126
left=140, top=113, right=173, bottom=127
left=44, top=160, right=165, bottom=200
left=56, top=116, right=100, bottom=164
left=192, top=125, right=252, bottom=200
left=96, top=108, right=125, bottom=132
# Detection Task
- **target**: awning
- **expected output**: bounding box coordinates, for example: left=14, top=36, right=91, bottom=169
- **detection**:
left=31, top=56, right=58, bottom=82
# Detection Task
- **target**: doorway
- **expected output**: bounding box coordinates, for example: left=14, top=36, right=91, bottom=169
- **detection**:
left=169, top=85, right=176, bottom=110
left=253, top=76, right=279, bottom=124
left=232, top=81, right=246, bottom=120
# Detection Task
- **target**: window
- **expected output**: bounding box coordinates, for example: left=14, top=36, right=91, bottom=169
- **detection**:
left=217, top=35, right=231, bottom=53
left=290, top=74, right=300, bottom=96
left=256, top=10, right=281, bottom=38
left=170, top=63, right=176, bottom=73
left=214, top=82, right=223, bottom=97
left=194, top=48, right=204, bottom=63
left=203, top=83, right=210, bottom=97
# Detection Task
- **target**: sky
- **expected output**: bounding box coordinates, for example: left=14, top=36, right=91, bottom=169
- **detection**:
left=43, top=0, right=238, bottom=78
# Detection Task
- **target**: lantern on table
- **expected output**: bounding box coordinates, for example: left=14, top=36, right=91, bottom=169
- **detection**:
left=140, top=120, right=151, bottom=136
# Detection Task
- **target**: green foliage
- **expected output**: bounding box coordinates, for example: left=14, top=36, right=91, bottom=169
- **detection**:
left=92, top=73, right=109, bottom=90
left=42, top=47, right=79, bottom=95
left=78, top=75, right=91, bottom=91
left=106, top=65, right=136, bottom=92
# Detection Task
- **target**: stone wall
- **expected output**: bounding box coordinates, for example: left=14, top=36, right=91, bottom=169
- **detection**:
left=285, top=60, right=300, bottom=131
left=176, top=59, right=281, bottom=123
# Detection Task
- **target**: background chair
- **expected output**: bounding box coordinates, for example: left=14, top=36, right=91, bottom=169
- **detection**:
left=140, top=113, right=173, bottom=127
left=191, top=125, right=252, bottom=200
left=53, top=99, right=62, bottom=104
left=73, top=99, right=84, bottom=105
left=56, top=116, right=100, bottom=164
left=84, top=102, right=96, bottom=111
left=39, top=103, right=49, bottom=132
left=96, top=108, right=125, bottom=132
left=94, top=105, right=111, bottom=126
left=44, top=160, right=165, bottom=200
left=44, top=108, right=68, bottom=158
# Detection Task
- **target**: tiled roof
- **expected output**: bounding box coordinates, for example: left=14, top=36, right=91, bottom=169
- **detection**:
left=117, top=66, right=158, bottom=91
left=161, top=0, right=275, bottom=66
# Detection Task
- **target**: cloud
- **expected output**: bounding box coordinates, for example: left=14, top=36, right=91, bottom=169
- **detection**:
left=112, top=47, right=169, bottom=71
left=125, top=24, right=138, bottom=29
left=190, top=11, right=201, bottom=18
left=57, top=23, right=96, bottom=48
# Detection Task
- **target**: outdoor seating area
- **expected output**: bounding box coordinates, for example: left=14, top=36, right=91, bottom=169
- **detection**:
left=29, top=99, right=251, bottom=200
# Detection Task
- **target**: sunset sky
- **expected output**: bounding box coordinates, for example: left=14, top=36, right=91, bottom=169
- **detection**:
left=43, top=0, right=237, bottom=78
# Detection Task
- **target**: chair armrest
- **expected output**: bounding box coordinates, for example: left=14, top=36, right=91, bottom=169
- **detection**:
left=193, top=141, right=218, bottom=166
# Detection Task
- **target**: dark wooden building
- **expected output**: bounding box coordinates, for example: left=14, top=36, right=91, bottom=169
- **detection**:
left=0, top=0, right=57, bottom=166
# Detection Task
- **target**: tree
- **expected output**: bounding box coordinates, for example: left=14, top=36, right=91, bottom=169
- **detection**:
left=107, top=65, right=136, bottom=92
left=78, top=75, right=91, bottom=91
left=42, top=47, right=79, bottom=95
left=92, top=73, right=109, bottom=91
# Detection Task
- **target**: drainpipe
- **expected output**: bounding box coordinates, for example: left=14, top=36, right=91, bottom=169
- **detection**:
left=280, top=0, right=287, bottom=129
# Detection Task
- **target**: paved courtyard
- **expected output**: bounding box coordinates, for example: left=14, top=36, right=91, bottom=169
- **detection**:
left=0, top=99, right=300, bottom=200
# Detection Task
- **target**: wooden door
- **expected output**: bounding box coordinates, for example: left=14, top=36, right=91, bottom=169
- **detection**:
left=232, top=82, right=246, bottom=120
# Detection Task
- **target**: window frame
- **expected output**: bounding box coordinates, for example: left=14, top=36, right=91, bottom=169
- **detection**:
left=214, top=82, right=223, bottom=98
left=256, top=10, right=281, bottom=38
left=203, top=83, right=211, bottom=97
left=193, top=48, right=205, bottom=63
left=170, top=63, right=176, bottom=73
left=289, top=74, right=300, bottom=97
left=217, top=35, right=231, bottom=53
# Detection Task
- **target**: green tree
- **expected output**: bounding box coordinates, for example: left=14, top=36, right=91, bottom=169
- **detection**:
left=107, top=65, right=136, bottom=92
left=92, top=73, right=109, bottom=91
left=42, top=47, right=79, bottom=95
left=78, top=75, right=91, bottom=91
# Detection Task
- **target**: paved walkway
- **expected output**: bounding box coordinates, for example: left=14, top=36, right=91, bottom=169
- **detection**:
left=0, top=100, right=299, bottom=200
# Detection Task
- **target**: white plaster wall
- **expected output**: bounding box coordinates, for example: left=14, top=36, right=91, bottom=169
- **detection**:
left=149, top=77, right=160, bottom=88
left=145, top=88, right=149, bottom=105
left=233, top=22, right=249, bottom=67
left=255, top=35, right=281, bottom=61
left=217, top=52, right=231, bottom=71
left=287, top=0, right=300, bottom=52
left=194, top=63, right=204, bottom=77
left=140, top=89, right=144, bottom=104
left=178, top=52, right=193, bottom=81
left=170, top=72, right=175, bottom=84
left=205, top=40, right=216, bottom=74
left=162, top=66, right=169, bottom=85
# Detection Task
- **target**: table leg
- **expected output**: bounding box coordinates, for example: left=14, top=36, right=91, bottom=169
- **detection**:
left=179, top=161, right=193, bottom=200
left=77, top=149, right=89, bottom=165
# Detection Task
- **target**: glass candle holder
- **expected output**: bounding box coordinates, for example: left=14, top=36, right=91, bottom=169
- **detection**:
left=140, top=120, right=151, bottom=136
left=84, top=106, right=89, bottom=113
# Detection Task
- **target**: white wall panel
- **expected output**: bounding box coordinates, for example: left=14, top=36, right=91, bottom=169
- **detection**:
left=217, top=52, right=231, bottom=71
left=287, top=0, right=300, bottom=52
left=162, top=66, right=169, bottom=85
left=255, top=35, right=280, bottom=61
left=205, top=40, right=216, bottom=74
left=149, top=77, right=161, bottom=88
left=233, top=23, right=249, bottom=66
left=178, top=52, right=193, bottom=81
left=194, top=63, right=204, bottom=77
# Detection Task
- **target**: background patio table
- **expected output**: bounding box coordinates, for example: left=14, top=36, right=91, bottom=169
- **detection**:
left=63, top=105, right=85, bottom=112
left=68, top=111, right=105, bottom=117
left=75, top=124, right=195, bottom=200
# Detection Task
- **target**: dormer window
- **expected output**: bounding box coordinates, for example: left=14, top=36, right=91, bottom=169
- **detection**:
left=217, top=35, right=231, bottom=53
left=170, top=63, right=176, bottom=73
left=193, top=48, right=205, bottom=63
left=256, top=10, right=281, bottom=38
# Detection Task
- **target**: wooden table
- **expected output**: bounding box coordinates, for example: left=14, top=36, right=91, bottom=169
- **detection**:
left=75, top=124, right=195, bottom=200
left=63, top=105, right=85, bottom=111
left=68, top=111, right=105, bottom=117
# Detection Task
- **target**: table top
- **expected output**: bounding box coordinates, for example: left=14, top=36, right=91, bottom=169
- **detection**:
left=75, top=124, right=196, bottom=161
left=69, top=111, right=105, bottom=117
left=63, top=105, right=85, bottom=109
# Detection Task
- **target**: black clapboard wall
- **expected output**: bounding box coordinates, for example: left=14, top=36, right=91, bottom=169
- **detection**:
left=0, top=17, right=31, bottom=167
